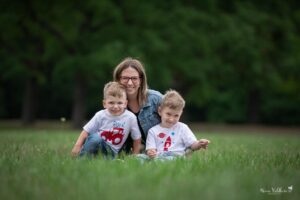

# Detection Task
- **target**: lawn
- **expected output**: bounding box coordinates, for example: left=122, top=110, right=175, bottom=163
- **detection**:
left=0, top=128, right=299, bottom=200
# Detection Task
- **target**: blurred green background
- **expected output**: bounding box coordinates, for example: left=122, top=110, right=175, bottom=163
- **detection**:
left=1, top=0, right=299, bottom=128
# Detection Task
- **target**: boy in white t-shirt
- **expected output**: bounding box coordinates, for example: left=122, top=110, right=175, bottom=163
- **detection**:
left=145, top=89, right=210, bottom=160
left=71, top=82, right=141, bottom=158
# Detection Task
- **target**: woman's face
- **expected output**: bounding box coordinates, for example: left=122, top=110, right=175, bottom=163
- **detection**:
left=119, top=67, right=141, bottom=97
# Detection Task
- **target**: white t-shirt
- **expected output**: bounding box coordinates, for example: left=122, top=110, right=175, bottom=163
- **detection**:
left=146, top=122, right=197, bottom=156
left=83, top=109, right=141, bottom=153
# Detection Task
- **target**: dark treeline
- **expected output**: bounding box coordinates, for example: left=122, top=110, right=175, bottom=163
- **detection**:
left=1, top=0, right=300, bottom=128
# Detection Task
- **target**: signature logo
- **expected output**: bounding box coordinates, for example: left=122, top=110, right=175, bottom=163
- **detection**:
left=260, top=185, right=293, bottom=195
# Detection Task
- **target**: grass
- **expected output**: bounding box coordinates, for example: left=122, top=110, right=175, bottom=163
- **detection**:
left=0, top=128, right=299, bottom=200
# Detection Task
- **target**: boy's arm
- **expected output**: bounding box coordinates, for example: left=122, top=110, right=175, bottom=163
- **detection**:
left=71, top=130, right=88, bottom=156
left=132, top=138, right=141, bottom=154
left=145, top=128, right=157, bottom=158
left=190, top=139, right=210, bottom=151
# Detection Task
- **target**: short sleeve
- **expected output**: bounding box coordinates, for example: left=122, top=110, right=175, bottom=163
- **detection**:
left=83, top=112, right=101, bottom=134
left=130, top=115, right=142, bottom=140
left=181, top=124, right=197, bottom=148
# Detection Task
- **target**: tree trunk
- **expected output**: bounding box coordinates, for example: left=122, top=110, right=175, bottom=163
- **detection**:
left=71, top=73, right=87, bottom=129
left=247, top=89, right=261, bottom=123
left=22, top=77, right=38, bottom=125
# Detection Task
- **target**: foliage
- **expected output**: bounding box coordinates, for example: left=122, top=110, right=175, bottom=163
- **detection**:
left=0, top=0, right=299, bottom=124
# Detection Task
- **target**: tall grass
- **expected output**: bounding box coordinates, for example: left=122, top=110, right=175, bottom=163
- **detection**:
left=0, top=129, right=299, bottom=200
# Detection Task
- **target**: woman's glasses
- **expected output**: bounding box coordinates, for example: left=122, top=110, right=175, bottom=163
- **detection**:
left=120, top=76, right=140, bottom=83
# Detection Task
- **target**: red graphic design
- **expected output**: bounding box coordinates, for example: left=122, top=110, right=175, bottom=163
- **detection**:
left=158, top=132, right=166, bottom=138
left=163, top=136, right=171, bottom=151
left=100, top=127, right=124, bottom=145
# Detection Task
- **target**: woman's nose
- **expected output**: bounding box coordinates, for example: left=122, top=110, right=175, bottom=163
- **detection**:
left=127, top=79, right=134, bottom=85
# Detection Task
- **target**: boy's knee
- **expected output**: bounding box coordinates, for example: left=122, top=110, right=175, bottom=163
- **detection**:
left=80, top=133, right=102, bottom=155
left=88, top=133, right=102, bottom=144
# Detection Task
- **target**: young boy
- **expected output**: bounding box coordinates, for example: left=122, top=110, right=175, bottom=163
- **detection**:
left=71, top=81, right=141, bottom=158
left=145, top=89, right=210, bottom=160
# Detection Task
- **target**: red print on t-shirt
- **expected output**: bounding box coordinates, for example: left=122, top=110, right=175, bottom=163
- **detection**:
left=100, top=127, right=124, bottom=145
left=163, top=136, right=171, bottom=151
left=158, top=132, right=166, bottom=138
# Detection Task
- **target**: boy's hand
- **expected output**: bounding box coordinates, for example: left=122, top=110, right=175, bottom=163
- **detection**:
left=198, top=139, right=211, bottom=149
left=71, top=145, right=81, bottom=157
left=147, top=149, right=157, bottom=158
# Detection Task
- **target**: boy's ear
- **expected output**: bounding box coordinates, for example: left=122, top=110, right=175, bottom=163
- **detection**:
left=124, top=100, right=128, bottom=108
left=102, top=100, right=106, bottom=108
left=158, top=106, right=162, bottom=116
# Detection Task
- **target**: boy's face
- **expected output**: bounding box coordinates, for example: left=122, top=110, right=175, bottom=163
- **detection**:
left=103, top=94, right=127, bottom=116
left=158, top=106, right=183, bottom=128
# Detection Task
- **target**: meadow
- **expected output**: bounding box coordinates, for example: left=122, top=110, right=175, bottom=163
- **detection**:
left=0, top=128, right=299, bottom=200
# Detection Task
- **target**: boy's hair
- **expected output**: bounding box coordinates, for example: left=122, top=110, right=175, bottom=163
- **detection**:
left=160, top=90, right=185, bottom=110
left=103, top=81, right=126, bottom=99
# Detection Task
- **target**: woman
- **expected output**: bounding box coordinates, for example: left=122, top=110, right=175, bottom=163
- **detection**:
left=71, top=57, right=161, bottom=156
left=113, top=57, right=162, bottom=152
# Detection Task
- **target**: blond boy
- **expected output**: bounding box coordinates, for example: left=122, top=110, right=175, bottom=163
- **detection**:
left=146, top=90, right=210, bottom=160
left=71, top=82, right=141, bottom=158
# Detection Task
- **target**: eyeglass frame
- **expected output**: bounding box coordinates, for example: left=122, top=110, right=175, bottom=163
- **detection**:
left=119, top=76, right=141, bottom=83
